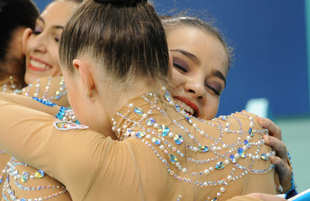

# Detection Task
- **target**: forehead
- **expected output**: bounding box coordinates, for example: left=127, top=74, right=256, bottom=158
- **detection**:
left=40, top=1, right=77, bottom=26
left=167, top=26, right=229, bottom=75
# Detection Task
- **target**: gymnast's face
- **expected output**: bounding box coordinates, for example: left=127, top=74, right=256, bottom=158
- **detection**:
left=23, top=1, right=79, bottom=85
left=167, top=26, right=228, bottom=120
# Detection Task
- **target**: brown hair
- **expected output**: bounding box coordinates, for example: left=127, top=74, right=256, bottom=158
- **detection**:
left=59, top=0, right=170, bottom=89
left=161, top=16, right=233, bottom=70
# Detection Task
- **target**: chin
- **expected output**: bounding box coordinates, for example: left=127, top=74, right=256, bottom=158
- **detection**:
left=24, top=74, right=36, bottom=85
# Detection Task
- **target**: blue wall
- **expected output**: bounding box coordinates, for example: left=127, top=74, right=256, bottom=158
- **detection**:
left=34, top=0, right=310, bottom=117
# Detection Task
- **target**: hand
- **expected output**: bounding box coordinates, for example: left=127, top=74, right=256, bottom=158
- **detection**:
left=257, top=117, right=291, bottom=184
left=246, top=193, right=286, bottom=201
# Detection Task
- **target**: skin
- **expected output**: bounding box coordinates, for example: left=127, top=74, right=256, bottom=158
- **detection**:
left=22, top=1, right=79, bottom=85
left=167, top=25, right=291, bottom=190
left=168, top=26, right=228, bottom=120
left=62, top=55, right=150, bottom=139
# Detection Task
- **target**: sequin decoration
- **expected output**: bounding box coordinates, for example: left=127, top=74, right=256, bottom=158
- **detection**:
left=158, top=125, right=169, bottom=136
left=55, top=106, right=69, bottom=120
left=174, top=135, right=184, bottom=145
left=164, top=91, right=172, bottom=102
left=54, top=121, right=88, bottom=131
left=261, top=154, right=268, bottom=161
left=175, top=104, right=181, bottom=113
left=134, top=107, right=143, bottom=116
left=146, top=117, right=155, bottom=126
left=54, top=91, right=62, bottom=100
left=152, top=137, right=161, bottom=145
left=136, top=131, right=146, bottom=139
left=211, top=198, right=218, bottom=201
left=248, top=128, right=254, bottom=137
left=244, top=139, right=250, bottom=148
left=238, top=148, right=245, bottom=158
left=169, top=154, right=178, bottom=164
left=111, top=91, right=274, bottom=200
left=230, top=154, right=237, bottom=163
left=185, top=116, right=193, bottom=125
left=215, top=161, right=225, bottom=170
left=21, top=172, right=29, bottom=183
left=198, top=146, right=209, bottom=153
left=34, top=170, right=45, bottom=179
left=31, top=97, right=57, bottom=107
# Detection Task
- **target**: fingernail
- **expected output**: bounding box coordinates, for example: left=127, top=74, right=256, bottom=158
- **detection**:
left=263, top=135, right=269, bottom=141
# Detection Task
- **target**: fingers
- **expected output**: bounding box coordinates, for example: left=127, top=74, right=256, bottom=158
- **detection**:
left=263, top=135, right=287, bottom=160
left=263, top=135, right=291, bottom=184
left=257, top=117, right=282, bottom=140
left=270, top=155, right=291, bottom=183
left=246, top=193, right=286, bottom=201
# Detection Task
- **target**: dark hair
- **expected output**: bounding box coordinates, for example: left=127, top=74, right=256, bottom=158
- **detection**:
left=0, top=0, right=39, bottom=62
left=161, top=16, right=233, bottom=70
left=60, top=0, right=169, bottom=89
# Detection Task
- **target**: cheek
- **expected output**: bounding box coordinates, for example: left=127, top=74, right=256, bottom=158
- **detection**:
left=171, top=68, right=185, bottom=87
left=202, top=98, right=220, bottom=120
left=26, top=36, right=37, bottom=52
left=51, top=46, right=60, bottom=66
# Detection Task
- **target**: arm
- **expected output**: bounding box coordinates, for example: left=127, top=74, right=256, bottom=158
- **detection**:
left=0, top=100, right=146, bottom=200
left=0, top=99, right=107, bottom=199
left=0, top=92, right=60, bottom=116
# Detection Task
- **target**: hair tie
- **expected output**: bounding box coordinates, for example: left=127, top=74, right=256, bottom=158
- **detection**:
left=94, top=0, right=147, bottom=6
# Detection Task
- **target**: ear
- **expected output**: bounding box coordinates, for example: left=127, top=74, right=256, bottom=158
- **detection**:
left=168, top=51, right=173, bottom=78
left=22, top=28, right=33, bottom=54
left=72, top=59, right=95, bottom=97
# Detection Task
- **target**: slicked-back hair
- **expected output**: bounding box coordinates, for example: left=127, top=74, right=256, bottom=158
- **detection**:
left=59, top=0, right=170, bottom=88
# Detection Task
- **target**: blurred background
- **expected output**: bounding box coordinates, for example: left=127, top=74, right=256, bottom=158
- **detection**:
left=34, top=0, right=310, bottom=192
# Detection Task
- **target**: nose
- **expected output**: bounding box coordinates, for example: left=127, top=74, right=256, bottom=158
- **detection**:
left=29, top=33, right=47, bottom=53
left=185, top=79, right=206, bottom=101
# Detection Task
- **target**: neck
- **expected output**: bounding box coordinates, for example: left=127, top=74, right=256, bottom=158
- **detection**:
left=94, top=79, right=156, bottom=139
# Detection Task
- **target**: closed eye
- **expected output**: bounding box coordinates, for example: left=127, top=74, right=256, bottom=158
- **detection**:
left=173, top=63, right=188, bottom=73
left=33, top=30, right=42, bottom=35
left=206, top=85, right=220, bottom=96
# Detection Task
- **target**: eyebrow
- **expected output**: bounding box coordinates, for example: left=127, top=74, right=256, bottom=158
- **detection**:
left=37, top=17, right=64, bottom=30
left=170, top=48, right=226, bottom=86
left=170, top=49, right=201, bottom=65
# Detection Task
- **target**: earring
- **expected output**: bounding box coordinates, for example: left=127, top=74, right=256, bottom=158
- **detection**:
left=86, top=91, right=94, bottom=100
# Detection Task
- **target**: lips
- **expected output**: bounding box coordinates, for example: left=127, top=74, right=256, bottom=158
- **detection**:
left=28, top=57, right=52, bottom=72
left=174, top=96, right=199, bottom=117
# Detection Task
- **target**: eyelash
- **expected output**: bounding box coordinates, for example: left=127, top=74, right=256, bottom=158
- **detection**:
left=207, top=85, right=220, bottom=96
left=33, top=31, right=42, bottom=35
left=173, top=62, right=188, bottom=73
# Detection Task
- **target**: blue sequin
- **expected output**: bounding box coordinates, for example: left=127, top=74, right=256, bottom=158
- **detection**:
left=32, top=97, right=57, bottom=107
left=55, top=106, right=69, bottom=120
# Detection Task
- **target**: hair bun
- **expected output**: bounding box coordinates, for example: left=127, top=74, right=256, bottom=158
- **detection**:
left=94, top=0, right=147, bottom=6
